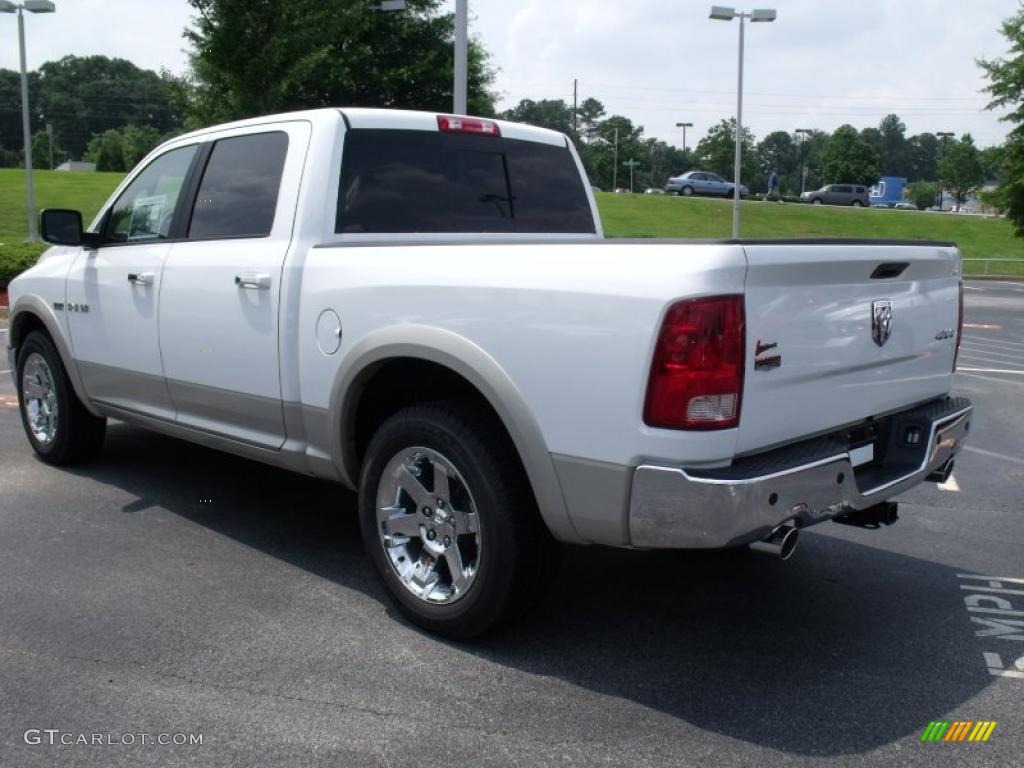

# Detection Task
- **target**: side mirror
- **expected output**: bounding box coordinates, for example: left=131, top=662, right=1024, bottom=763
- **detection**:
left=39, top=209, right=101, bottom=248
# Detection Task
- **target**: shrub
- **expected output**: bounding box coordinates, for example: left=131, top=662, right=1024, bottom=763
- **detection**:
left=0, top=242, right=46, bottom=292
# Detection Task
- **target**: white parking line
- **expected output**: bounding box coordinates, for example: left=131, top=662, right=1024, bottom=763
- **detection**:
left=938, top=474, right=961, bottom=492
left=964, top=335, right=1024, bottom=349
left=956, top=367, right=1024, bottom=375
left=960, top=372, right=1024, bottom=386
left=959, top=353, right=1024, bottom=367
left=960, top=342, right=1022, bottom=359
left=0, top=369, right=10, bottom=375
left=964, top=445, right=1024, bottom=466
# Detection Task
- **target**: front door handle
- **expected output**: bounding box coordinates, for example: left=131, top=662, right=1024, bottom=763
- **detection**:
left=127, top=272, right=154, bottom=286
left=235, top=273, right=271, bottom=290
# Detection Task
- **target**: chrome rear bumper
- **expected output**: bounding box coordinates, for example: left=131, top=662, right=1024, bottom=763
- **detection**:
left=628, top=397, right=973, bottom=549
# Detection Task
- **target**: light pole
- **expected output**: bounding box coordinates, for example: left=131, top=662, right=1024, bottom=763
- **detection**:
left=454, top=0, right=468, bottom=114
left=675, top=121, right=693, bottom=159
left=936, top=130, right=953, bottom=211
left=612, top=126, right=619, bottom=191
left=709, top=6, right=776, bottom=238
left=0, top=0, right=55, bottom=242
left=795, top=127, right=812, bottom=195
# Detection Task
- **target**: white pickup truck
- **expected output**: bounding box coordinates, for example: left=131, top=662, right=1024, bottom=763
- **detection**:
left=7, top=108, right=972, bottom=638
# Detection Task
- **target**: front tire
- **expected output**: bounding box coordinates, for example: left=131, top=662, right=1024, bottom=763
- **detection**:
left=16, top=330, right=106, bottom=465
left=811, top=197, right=823, bottom=205
left=358, top=403, right=555, bottom=639
left=851, top=200, right=863, bottom=207
left=679, top=186, right=694, bottom=197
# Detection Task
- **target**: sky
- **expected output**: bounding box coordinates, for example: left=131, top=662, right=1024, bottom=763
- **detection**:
left=0, top=0, right=1016, bottom=149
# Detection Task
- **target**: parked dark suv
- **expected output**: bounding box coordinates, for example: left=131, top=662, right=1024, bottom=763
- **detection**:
left=800, top=184, right=870, bottom=207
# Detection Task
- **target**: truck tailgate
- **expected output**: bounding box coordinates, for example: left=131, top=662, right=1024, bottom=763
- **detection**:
left=737, top=242, right=961, bottom=455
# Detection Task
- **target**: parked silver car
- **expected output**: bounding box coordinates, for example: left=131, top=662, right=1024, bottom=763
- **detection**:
left=800, top=184, right=870, bottom=207
left=666, top=171, right=749, bottom=199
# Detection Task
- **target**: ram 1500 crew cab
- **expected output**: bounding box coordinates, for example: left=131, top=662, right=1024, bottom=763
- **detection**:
left=7, top=108, right=972, bottom=638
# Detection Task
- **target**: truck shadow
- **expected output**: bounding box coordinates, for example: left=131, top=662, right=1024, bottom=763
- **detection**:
left=73, top=423, right=991, bottom=758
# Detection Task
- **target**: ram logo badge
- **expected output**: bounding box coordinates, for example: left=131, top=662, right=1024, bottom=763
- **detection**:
left=872, top=300, right=893, bottom=347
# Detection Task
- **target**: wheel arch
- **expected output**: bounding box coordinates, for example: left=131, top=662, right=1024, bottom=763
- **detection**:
left=8, top=295, right=101, bottom=417
left=329, top=325, right=583, bottom=545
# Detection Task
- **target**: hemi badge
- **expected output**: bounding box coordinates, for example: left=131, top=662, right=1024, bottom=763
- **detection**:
left=754, top=339, right=782, bottom=371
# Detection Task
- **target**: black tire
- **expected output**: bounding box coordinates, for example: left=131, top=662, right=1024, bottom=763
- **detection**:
left=811, top=197, right=823, bottom=205
left=16, top=330, right=106, bottom=465
left=679, top=186, right=694, bottom=197
left=851, top=200, right=863, bottom=207
left=358, top=403, right=556, bottom=639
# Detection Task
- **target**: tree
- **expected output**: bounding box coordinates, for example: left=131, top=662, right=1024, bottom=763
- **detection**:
left=979, top=5, right=1024, bottom=234
left=84, top=129, right=126, bottom=172
left=937, top=134, right=985, bottom=205
left=694, top=118, right=757, bottom=186
left=31, top=128, right=64, bottom=170
left=182, top=0, right=496, bottom=127
left=574, top=97, right=606, bottom=143
left=877, top=113, right=909, bottom=176
left=822, top=124, right=879, bottom=186
left=585, top=115, right=646, bottom=190
left=120, top=124, right=165, bottom=169
left=905, top=181, right=938, bottom=210
left=500, top=99, right=573, bottom=135
left=756, top=131, right=797, bottom=194
left=33, top=56, right=179, bottom=159
left=907, top=132, right=939, bottom=181
left=980, top=145, right=1005, bottom=183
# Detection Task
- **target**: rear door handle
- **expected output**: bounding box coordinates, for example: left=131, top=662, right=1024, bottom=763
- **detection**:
left=127, top=272, right=154, bottom=286
left=235, top=273, right=271, bottom=290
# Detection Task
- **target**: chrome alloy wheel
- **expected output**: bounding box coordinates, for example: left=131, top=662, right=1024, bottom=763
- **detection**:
left=21, top=352, right=59, bottom=445
left=376, top=447, right=482, bottom=605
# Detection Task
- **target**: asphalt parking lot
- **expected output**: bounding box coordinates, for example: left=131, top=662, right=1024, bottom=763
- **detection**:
left=1, top=279, right=1022, bottom=767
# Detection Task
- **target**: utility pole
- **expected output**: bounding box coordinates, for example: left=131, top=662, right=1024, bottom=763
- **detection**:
left=454, top=0, right=468, bottom=113
left=795, top=127, right=812, bottom=195
left=936, top=131, right=954, bottom=211
left=612, top=127, right=619, bottom=191
left=46, top=121, right=52, bottom=170
left=572, top=78, right=578, bottom=137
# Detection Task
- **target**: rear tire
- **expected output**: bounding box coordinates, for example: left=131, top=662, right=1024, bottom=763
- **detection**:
left=851, top=200, right=863, bottom=207
left=358, top=403, right=556, bottom=639
left=16, top=330, right=106, bottom=465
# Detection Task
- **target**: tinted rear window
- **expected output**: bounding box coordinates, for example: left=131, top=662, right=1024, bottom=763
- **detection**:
left=189, top=132, right=289, bottom=240
left=336, top=129, right=595, bottom=234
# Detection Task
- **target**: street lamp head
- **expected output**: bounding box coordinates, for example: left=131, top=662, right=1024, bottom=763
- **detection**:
left=709, top=6, right=737, bottom=21
left=377, top=0, right=406, bottom=10
left=24, top=0, right=56, bottom=11
left=750, top=8, right=776, bottom=22
left=0, top=1, right=18, bottom=13
left=676, top=122, right=693, bottom=128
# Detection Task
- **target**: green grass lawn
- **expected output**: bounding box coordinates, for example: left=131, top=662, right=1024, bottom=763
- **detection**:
left=598, top=193, right=1024, bottom=274
left=1, top=170, right=1022, bottom=290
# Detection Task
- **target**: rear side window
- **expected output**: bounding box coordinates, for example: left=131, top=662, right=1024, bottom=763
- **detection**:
left=336, top=129, right=595, bottom=234
left=189, top=132, right=289, bottom=240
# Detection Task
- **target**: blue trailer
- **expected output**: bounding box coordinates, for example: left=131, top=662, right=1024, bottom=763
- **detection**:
left=870, top=176, right=907, bottom=207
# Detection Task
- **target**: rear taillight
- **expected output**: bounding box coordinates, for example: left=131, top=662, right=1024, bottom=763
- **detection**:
left=437, top=115, right=501, bottom=137
left=644, top=295, right=745, bottom=430
left=953, top=279, right=964, bottom=371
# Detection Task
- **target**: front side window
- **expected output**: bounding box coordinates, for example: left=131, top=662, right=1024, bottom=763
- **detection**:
left=189, top=132, right=289, bottom=240
left=336, top=129, right=595, bottom=235
left=105, top=145, right=198, bottom=243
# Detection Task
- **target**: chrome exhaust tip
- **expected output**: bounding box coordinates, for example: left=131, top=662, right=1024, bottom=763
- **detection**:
left=926, top=459, right=955, bottom=484
left=749, top=525, right=799, bottom=560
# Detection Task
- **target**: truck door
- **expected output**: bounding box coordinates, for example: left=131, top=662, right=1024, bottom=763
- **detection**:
left=65, top=143, right=200, bottom=418
left=158, top=122, right=310, bottom=449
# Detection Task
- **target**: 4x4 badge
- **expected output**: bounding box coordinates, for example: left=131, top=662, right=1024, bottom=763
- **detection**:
left=872, top=300, right=893, bottom=347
